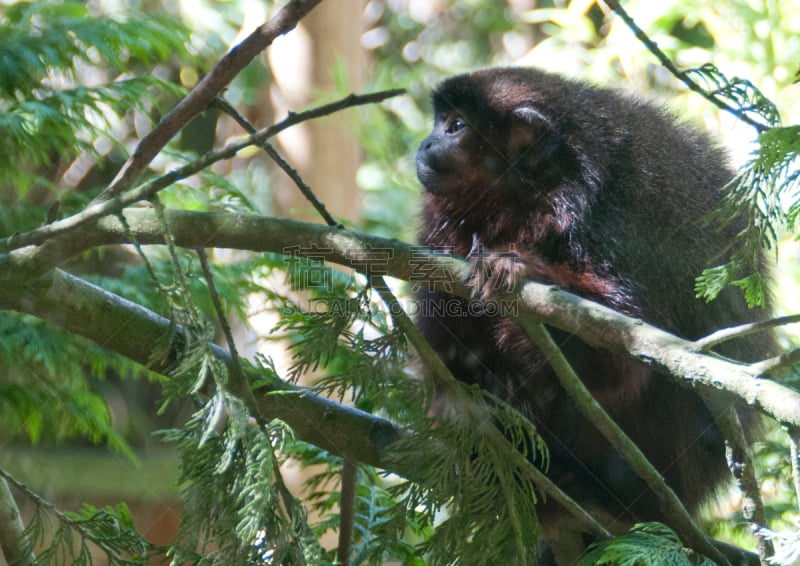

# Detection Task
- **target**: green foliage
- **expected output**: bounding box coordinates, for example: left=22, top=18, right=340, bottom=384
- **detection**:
left=578, top=522, right=716, bottom=566
left=388, top=383, right=547, bottom=566
left=0, top=1, right=187, bottom=197
left=683, top=64, right=781, bottom=129
left=0, top=312, right=150, bottom=455
left=0, top=0, right=197, bottom=453
left=162, top=392, right=324, bottom=565
left=57, top=503, right=152, bottom=564
left=1, top=468, right=154, bottom=565
left=288, top=444, right=432, bottom=565
left=698, top=124, right=800, bottom=306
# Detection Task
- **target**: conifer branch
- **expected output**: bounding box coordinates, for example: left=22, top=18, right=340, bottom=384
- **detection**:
left=0, top=475, right=34, bottom=566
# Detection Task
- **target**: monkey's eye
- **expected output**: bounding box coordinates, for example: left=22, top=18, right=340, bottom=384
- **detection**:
left=445, top=116, right=467, bottom=135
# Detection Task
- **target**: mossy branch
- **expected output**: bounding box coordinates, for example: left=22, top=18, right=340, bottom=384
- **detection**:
left=3, top=208, right=797, bottom=429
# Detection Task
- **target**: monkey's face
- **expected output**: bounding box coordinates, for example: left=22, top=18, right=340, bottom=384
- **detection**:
left=415, top=110, right=494, bottom=196
left=416, top=71, right=574, bottom=204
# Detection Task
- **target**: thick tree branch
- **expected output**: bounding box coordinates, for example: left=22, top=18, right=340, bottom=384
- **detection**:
left=48, top=208, right=799, bottom=428
left=3, top=208, right=797, bottom=428
left=0, top=268, right=400, bottom=470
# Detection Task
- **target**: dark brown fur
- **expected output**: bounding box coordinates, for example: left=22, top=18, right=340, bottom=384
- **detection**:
left=415, top=67, right=770, bottom=560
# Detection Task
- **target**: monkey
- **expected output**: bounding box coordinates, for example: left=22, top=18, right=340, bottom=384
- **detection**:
left=414, top=67, right=771, bottom=564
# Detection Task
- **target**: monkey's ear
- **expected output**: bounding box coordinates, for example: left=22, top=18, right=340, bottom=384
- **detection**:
left=509, top=107, right=552, bottom=152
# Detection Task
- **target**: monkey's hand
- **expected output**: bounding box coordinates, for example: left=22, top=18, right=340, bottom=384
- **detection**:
left=466, top=234, right=639, bottom=315
left=466, top=235, right=527, bottom=302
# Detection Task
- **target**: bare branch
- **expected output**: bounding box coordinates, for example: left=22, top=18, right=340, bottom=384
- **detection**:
left=0, top=89, right=403, bottom=254
left=602, top=0, right=768, bottom=133
left=711, top=405, right=773, bottom=562
left=212, top=96, right=342, bottom=228
left=694, top=313, right=800, bottom=352
left=196, top=247, right=257, bottom=414
left=337, top=458, right=357, bottom=566
left=95, top=0, right=324, bottom=203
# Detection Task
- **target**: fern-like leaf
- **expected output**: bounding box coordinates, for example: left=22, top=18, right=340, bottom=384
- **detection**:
left=697, top=125, right=800, bottom=305
left=579, top=522, right=716, bottom=566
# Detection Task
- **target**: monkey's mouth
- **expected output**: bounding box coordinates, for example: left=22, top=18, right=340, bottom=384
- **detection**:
left=416, top=160, right=440, bottom=194
left=416, top=159, right=461, bottom=196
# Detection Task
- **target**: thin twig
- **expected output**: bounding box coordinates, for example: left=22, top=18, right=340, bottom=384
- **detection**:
left=788, top=429, right=800, bottom=515
left=602, top=0, right=768, bottom=133
left=94, top=0, right=325, bottom=203
left=694, top=314, right=800, bottom=352
left=371, top=276, right=457, bottom=391
left=337, top=458, right=357, bottom=566
left=749, top=346, right=800, bottom=376
left=212, top=97, right=342, bottom=228
left=710, top=404, right=774, bottom=563
left=0, top=89, right=403, bottom=253
left=0, top=468, right=151, bottom=563
left=196, top=247, right=252, bottom=410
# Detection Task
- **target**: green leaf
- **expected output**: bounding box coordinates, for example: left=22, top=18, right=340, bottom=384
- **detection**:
left=579, top=523, right=716, bottom=566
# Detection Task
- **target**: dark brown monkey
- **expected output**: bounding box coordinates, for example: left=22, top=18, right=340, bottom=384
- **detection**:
left=415, top=67, right=770, bottom=563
